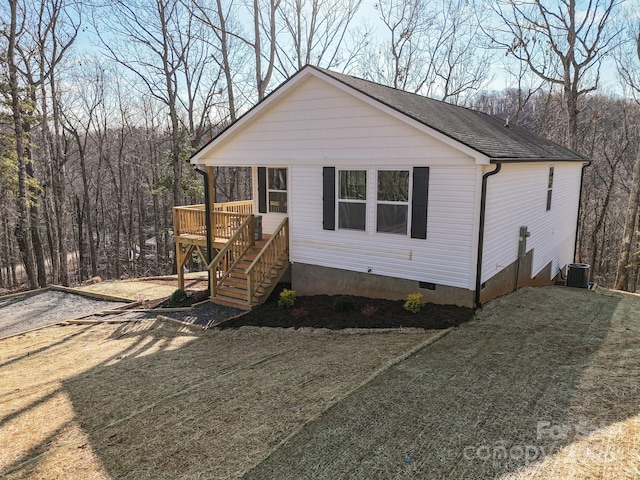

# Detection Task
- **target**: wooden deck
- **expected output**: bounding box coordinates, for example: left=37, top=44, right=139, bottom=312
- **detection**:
left=173, top=201, right=253, bottom=247
left=173, top=201, right=289, bottom=309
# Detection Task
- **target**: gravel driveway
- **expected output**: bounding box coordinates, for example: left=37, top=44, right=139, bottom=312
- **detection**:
left=0, top=290, right=129, bottom=339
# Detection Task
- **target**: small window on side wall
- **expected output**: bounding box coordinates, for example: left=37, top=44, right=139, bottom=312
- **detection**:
left=546, top=166, right=554, bottom=211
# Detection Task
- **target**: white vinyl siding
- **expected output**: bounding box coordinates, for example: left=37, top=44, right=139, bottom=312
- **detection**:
left=290, top=164, right=478, bottom=289
left=200, top=76, right=473, bottom=166
left=481, top=162, right=582, bottom=283
left=221, top=76, right=477, bottom=271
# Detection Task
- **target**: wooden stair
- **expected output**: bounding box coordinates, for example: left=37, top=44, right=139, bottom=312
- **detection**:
left=211, top=237, right=289, bottom=310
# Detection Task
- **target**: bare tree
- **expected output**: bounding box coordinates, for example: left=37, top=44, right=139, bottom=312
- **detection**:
left=489, top=0, right=622, bottom=151
left=360, top=0, right=490, bottom=104
left=614, top=24, right=640, bottom=291
left=190, top=0, right=245, bottom=122
left=248, top=0, right=281, bottom=100
left=97, top=0, right=219, bottom=207
left=4, top=0, right=38, bottom=289
left=34, top=0, right=81, bottom=286
left=62, top=61, right=110, bottom=280
left=275, top=0, right=363, bottom=74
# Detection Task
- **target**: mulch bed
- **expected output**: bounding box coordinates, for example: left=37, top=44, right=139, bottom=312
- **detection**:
left=221, top=289, right=473, bottom=330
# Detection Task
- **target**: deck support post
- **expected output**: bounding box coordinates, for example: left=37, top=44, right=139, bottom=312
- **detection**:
left=173, top=207, right=185, bottom=290
left=176, top=244, right=195, bottom=290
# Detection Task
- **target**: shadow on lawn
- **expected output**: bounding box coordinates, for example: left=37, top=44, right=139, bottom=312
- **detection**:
left=241, top=287, right=633, bottom=479
left=1, top=288, right=635, bottom=479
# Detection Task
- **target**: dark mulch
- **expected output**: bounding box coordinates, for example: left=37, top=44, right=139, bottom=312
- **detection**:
left=221, top=289, right=473, bottom=330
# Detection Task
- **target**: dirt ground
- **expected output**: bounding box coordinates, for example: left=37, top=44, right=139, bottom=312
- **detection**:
left=0, top=320, right=440, bottom=479
left=0, top=290, right=129, bottom=339
left=242, top=286, right=640, bottom=479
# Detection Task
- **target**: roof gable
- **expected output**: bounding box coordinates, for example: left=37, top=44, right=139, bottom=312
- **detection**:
left=191, top=66, right=588, bottom=165
left=314, top=67, right=587, bottom=162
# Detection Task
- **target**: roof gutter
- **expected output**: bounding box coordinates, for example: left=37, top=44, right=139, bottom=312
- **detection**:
left=491, top=157, right=588, bottom=163
left=475, top=162, right=502, bottom=308
left=194, top=167, right=213, bottom=292
left=574, top=160, right=592, bottom=262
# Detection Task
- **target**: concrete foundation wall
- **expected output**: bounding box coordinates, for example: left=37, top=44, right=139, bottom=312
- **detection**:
left=291, top=263, right=474, bottom=308
left=479, top=248, right=560, bottom=304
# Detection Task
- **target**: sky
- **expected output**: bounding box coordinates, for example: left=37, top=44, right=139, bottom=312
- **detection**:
left=69, top=0, right=632, bottom=100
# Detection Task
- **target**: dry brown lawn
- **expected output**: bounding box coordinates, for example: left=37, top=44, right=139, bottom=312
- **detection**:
left=74, top=282, right=178, bottom=302
left=242, top=287, right=640, bottom=480
left=0, top=320, right=440, bottom=479
left=2, top=286, right=638, bottom=480
left=502, top=287, right=640, bottom=479
left=74, top=274, right=209, bottom=302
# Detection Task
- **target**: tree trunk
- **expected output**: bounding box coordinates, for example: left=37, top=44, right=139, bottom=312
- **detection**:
left=24, top=156, right=47, bottom=287
left=614, top=147, right=640, bottom=291
left=7, top=0, right=38, bottom=289
left=76, top=195, right=87, bottom=282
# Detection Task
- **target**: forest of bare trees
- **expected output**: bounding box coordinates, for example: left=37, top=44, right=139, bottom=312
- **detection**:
left=1, top=0, right=639, bottom=292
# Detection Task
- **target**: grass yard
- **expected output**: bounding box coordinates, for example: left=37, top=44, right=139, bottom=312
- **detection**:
left=1, top=285, right=638, bottom=479
left=243, top=286, right=640, bottom=479
left=0, top=320, right=440, bottom=479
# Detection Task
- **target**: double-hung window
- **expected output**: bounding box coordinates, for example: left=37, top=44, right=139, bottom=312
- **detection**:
left=268, top=168, right=287, bottom=213
left=323, top=166, right=428, bottom=238
left=377, top=170, right=410, bottom=234
left=338, top=170, right=366, bottom=230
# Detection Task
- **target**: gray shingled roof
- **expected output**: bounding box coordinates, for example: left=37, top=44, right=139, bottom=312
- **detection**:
left=313, top=66, right=588, bottom=162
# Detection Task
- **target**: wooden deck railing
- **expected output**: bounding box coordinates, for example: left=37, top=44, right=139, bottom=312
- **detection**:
left=245, top=217, right=289, bottom=306
left=207, top=214, right=255, bottom=298
left=173, top=205, right=207, bottom=237
left=174, top=200, right=253, bottom=239
left=212, top=200, right=253, bottom=215
left=211, top=211, right=252, bottom=239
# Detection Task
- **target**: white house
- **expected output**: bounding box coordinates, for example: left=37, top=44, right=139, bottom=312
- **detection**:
left=178, top=66, right=588, bottom=309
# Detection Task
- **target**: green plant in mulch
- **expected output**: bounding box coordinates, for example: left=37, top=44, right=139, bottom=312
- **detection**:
left=333, top=295, right=354, bottom=312
left=278, top=289, right=296, bottom=309
left=169, top=289, right=188, bottom=306
left=403, top=293, right=424, bottom=313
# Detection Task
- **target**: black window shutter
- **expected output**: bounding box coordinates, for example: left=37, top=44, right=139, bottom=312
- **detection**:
left=411, top=167, right=429, bottom=239
left=323, top=167, right=335, bottom=230
left=257, top=167, right=267, bottom=213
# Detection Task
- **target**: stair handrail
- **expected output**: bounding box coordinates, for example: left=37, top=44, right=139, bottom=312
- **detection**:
left=245, top=217, right=289, bottom=305
left=207, top=213, right=255, bottom=298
